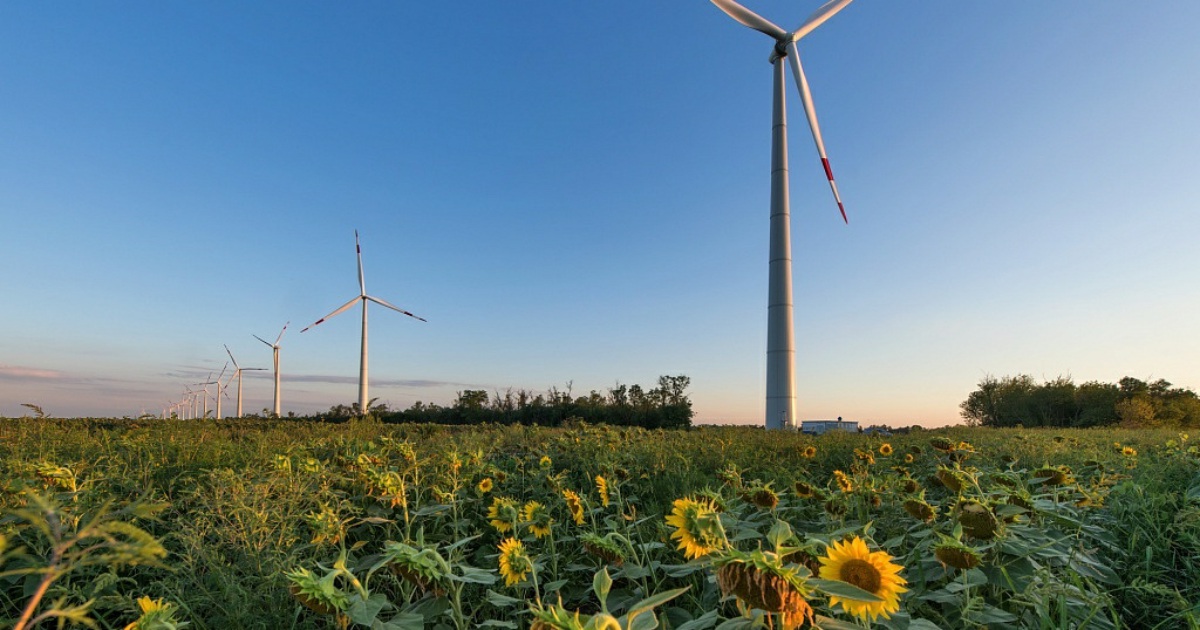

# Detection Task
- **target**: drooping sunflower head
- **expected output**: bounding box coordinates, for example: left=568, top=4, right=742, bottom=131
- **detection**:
left=903, top=498, right=936, bottom=523
left=716, top=560, right=814, bottom=626
left=901, top=478, right=920, bottom=494
left=562, top=489, right=586, bottom=525
left=957, top=500, right=1001, bottom=540
left=1033, top=466, right=1072, bottom=487
left=595, top=475, right=611, bottom=507
left=818, top=536, right=907, bottom=623
left=833, top=470, right=854, bottom=494
left=664, top=497, right=727, bottom=560
left=487, top=496, right=519, bottom=533
left=854, top=449, right=876, bottom=466
left=794, top=480, right=816, bottom=499
left=929, top=437, right=954, bottom=452
left=521, top=500, right=554, bottom=539
left=744, top=483, right=779, bottom=510
left=497, top=537, right=533, bottom=587
left=579, top=532, right=626, bottom=566
left=934, top=467, right=964, bottom=493
left=879, top=444, right=894, bottom=457
left=933, top=538, right=982, bottom=570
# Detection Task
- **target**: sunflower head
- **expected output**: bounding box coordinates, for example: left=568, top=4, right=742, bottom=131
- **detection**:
left=595, top=475, right=611, bottom=507
left=1121, top=446, right=1137, bottom=457
left=904, top=453, right=915, bottom=464
left=579, top=532, right=626, bottom=566
left=716, top=560, right=814, bottom=626
left=934, top=467, right=964, bottom=493
left=933, top=538, right=983, bottom=570
left=818, top=537, right=907, bottom=623
left=879, top=444, right=894, bottom=457
left=562, top=489, right=586, bottom=525
left=497, top=537, right=533, bottom=587
left=929, top=437, right=955, bottom=452
left=539, top=455, right=553, bottom=469
left=901, top=478, right=920, bottom=494
left=793, top=480, right=816, bottom=499
left=744, top=483, right=779, bottom=510
left=477, top=477, right=494, bottom=494
left=903, top=498, right=936, bottom=523
left=664, top=497, right=727, bottom=560
left=1034, top=466, right=1072, bottom=487
left=833, top=470, right=854, bottom=494
left=487, top=496, right=519, bottom=533
left=957, top=500, right=1001, bottom=540
left=521, top=501, right=554, bottom=539
left=801, top=445, right=817, bottom=459
left=124, top=596, right=185, bottom=630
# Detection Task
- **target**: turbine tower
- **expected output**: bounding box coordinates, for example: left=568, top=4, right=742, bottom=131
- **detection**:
left=711, top=0, right=854, bottom=429
left=253, top=323, right=288, bottom=417
left=302, top=230, right=426, bottom=413
left=224, top=344, right=266, bottom=418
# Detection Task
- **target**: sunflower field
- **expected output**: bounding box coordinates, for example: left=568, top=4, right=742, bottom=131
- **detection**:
left=1, top=418, right=1197, bottom=629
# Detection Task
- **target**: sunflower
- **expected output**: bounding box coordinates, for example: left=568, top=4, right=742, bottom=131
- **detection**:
left=124, top=596, right=184, bottom=630
left=521, top=500, right=554, bottom=539
left=497, top=537, right=532, bottom=586
left=562, top=489, right=585, bottom=525
left=487, top=496, right=519, bottom=533
left=595, top=475, right=611, bottom=507
left=879, top=444, right=894, bottom=456
left=477, top=477, right=494, bottom=494
left=539, top=455, right=553, bottom=469
left=818, top=536, right=907, bottom=622
left=664, top=497, right=727, bottom=560
left=933, top=539, right=982, bottom=570
left=793, top=480, right=816, bottom=499
left=904, top=453, right=914, bottom=464
left=833, top=470, right=854, bottom=493
left=1121, top=446, right=1137, bottom=457
left=801, top=445, right=817, bottom=459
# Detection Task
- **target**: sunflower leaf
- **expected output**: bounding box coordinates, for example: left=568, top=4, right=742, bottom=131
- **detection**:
left=808, top=578, right=885, bottom=603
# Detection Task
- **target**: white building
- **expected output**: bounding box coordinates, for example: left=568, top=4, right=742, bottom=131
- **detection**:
left=800, top=419, right=859, bottom=435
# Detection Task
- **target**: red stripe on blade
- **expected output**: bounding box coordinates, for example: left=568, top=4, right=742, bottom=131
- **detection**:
left=821, top=158, right=835, bottom=181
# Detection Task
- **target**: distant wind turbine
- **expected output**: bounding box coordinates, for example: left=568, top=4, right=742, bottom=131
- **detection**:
left=197, top=373, right=218, bottom=419
left=253, top=323, right=288, bottom=417
left=301, top=230, right=426, bottom=413
left=224, top=344, right=266, bottom=418
left=213, top=363, right=229, bottom=420
left=710, top=0, right=856, bottom=430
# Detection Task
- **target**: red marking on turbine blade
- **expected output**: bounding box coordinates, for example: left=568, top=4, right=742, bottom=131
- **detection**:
left=821, top=158, right=835, bottom=182
left=838, top=203, right=848, bottom=224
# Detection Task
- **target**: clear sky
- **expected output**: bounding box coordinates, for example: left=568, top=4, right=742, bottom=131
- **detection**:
left=2, top=1, right=1198, bottom=425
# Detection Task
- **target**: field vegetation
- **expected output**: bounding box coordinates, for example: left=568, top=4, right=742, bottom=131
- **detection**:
left=0, top=419, right=1197, bottom=629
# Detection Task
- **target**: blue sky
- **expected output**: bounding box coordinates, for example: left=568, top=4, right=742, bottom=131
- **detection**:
left=2, top=1, right=1198, bottom=425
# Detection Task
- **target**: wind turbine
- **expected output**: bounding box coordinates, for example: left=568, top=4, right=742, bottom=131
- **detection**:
left=253, top=323, right=288, bottom=417
left=212, top=363, right=229, bottom=420
left=710, top=0, right=855, bottom=430
left=224, top=344, right=266, bottom=418
left=302, top=230, right=426, bottom=414
left=197, top=373, right=218, bottom=419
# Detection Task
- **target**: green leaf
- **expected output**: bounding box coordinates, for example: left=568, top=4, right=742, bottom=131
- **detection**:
left=809, top=578, right=885, bottom=603
left=624, top=586, right=690, bottom=626
left=542, top=578, right=568, bottom=593
left=674, top=609, right=719, bottom=630
left=347, top=592, right=389, bottom=626
left=449, top=566, right=497, bottom=585
left=373, top=612, right=426, bottom=630
left=477, top=622, right=518, bottom=629
left=907, top=619, right=946, bottom=630
left=810, top=615, right=863, bottom=630
left=485, top=589, right=522, bottom=608
left=593, top=567, right=613, bottom=612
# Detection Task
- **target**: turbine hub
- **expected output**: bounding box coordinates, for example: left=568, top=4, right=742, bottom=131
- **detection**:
left=769, top=39, right=790, bottom=63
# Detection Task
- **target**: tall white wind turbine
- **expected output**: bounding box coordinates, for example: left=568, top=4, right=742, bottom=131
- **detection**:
left=301, top=230, right=426, bottom=413
left=224, top=344, right=266, bottom=418
left=197, top=373, right=218, bottom=419
left=710, top=0, right=855, bottom=430
left=253, top=323, right=288, bottom=417
left=212, top=363, right=228, bottom=420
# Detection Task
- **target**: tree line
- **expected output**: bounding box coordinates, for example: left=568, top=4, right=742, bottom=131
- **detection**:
left=960, top=374, right=1200, bottom=428
left=321, top=375, right=694, bottom=429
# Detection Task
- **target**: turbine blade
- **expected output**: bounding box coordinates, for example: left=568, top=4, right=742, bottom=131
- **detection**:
left=253, top=334, right=274, bottom=348
left=365, top=295, right=427, bottom=322
left=786, top=43, right=848, bottom=223
left=355, top=230, right=366, bottom=296
left=301, top=296, right=361, bottom=332
left=791, top=0, right=855, bottom=42
left=710, top=0, right=788, bottom=40
left=224, top=344, right=241, bottom=370
left=274, top=322, right=289, bottom=346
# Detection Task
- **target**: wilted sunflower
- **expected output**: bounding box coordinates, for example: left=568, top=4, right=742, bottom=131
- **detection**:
left=901, top=478, right=920, bottom=494
left=521, top=501, right=554, bottom=539
left=903, top=498, right=936, bottom=523
left=716, top=560, right=814, bottom=628
left=477, top=477, right=494, bottom=494
left=487, top=496, right=519, bottom=533
left=665, top=497, right=727, bottom=560
left=793, top=480, right=816, bottom=499
left=833, top=470, right=854, bottom=493
left=595, top=475, right=611, bottom=507
left=579, top=532, right=625, bottom=566
left=934, top=467, right=964, bottom=493
left=879, top=444, right=894, bottom=456
left=497, top=538, right=532, bottom=586
left=818, top=536, right=907, bottom=623
left=1033, top=466, right=1072, bottom=487
left=744, top=484, right=779, bottom=509
left=957, top=500, right=1001, bottom=540
left=562, top=489, right=585, bottom=525
left=929, top=437, right=954, bottom=452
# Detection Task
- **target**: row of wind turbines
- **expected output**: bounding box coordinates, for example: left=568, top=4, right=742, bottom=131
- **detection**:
left=170, top=0, right=869, bottom=429
left=163, top=230, right=425, bottom=419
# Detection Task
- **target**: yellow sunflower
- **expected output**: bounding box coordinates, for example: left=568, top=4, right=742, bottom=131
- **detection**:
left=833, top=470, right=854, bottom=494
left=487, top=496, right=519, bottom=533
left=562, top=489, right=586, bottom=525
left=477, top=477, right=494, bottom=494
left=1121, top=446, right=1137, bottom=457
left=497, top=537, right=532, bottom=586
left=801, top=445, right=817, bottom=459
left=539, top=455, right=553, bottom=469
left=818, top=536, right=907, bottom=623
left=521, top=500, right=554, bottom=539
left=664, top=497, right=727, bottom=560
left=879, top=444, right=894, bottom=456
left=595, top=475, right=611, bottom=507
